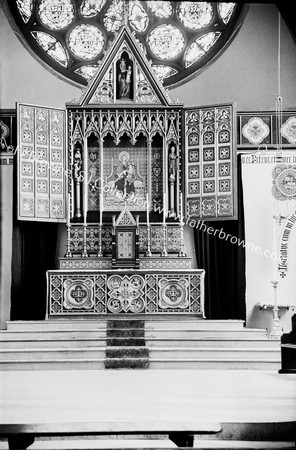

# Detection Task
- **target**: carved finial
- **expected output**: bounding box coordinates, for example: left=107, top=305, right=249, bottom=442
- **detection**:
left=123, top=0, right=129, bottom=27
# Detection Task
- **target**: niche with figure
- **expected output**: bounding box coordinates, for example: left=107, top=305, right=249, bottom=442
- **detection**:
left=116, top=51, right=134, bottom=100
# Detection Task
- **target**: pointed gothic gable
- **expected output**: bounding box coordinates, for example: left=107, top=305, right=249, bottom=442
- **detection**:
left=77, top=26, right=177, bottom=108
left=116, top=203, right=137, bottom=226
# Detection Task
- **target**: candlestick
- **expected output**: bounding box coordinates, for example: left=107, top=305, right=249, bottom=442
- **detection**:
left=82, top=224, right=88, bottom=257
left=65, top=223, right=72, bottom=258
left=97, top=224, right=103, bottom=257
left=268, top=281, right=282, bottom=339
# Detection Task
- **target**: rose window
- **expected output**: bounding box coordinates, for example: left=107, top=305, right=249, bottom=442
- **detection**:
left=8, top=1, right=245, bottom=87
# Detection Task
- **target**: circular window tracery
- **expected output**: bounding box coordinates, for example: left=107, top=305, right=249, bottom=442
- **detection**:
left=38, top=0, right=75, bottom=30
left=177, top=2, right=213, bottom=31
left=148, top=24, right=185, bottom=60
left=8, top=1, right=245, bottom=88
left=68, top=24, right=105, bottom=60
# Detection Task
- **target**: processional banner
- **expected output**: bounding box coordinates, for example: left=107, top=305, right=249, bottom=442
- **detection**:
left=17, top=103, right=66, bottom=222
left=184, top=104, right=237, bottom=220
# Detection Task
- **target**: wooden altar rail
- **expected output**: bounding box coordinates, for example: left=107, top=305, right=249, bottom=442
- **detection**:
left=0, top=421, right=222, bottom=449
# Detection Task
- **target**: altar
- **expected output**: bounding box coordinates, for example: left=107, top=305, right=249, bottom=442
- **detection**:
left=16, top=26, right=237, bottom=321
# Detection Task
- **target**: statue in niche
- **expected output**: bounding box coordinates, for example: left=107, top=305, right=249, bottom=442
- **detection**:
left=168, top=145, right=178, bottom=216
left=116, top=52, right=133, bottom=100
left=169, top=145, right=177, bottom=181
left=73, top=147, right=83, bottom=218
left=73, top=148, right=82, bottom=180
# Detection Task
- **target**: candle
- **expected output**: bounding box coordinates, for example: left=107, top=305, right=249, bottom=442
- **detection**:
left=100, top=192, right=103, bottom=226
left=180, top=192, right=183, bottom=224
left=67, top=193, right=70, bottom=227
left=163, top=191, right=166, bottom=226
left=146, top=193, right=149, bottom=226
left=84, top=173, right=87, bottom=226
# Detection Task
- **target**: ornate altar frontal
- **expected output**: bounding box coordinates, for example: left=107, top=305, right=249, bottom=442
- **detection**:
left=16, top=26, right=237, bottom=319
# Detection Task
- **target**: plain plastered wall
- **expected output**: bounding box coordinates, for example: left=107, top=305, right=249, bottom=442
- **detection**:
left=1, top=3, right=296, bottom=329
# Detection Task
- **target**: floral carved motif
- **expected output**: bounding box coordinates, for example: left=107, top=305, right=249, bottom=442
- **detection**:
left=242, top=117, right=270, bottom=145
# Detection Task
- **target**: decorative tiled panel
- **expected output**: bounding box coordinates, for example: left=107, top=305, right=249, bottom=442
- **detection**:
left=139, top=257, right=192, bottom=269
left=47, top=269, right=204, bottom=317
left=69, top=225, right=181, bottom=254
left=0, top=110, right=16, bottom=165
left=237, top=111, right=296, bottom=147
left=185, top=104, right=236, bottom=220
left=17, top=104, right=66, bottom=222
left=59, top=257, right=112, bottom=269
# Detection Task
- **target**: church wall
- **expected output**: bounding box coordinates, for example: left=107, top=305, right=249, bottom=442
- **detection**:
left=1, top=4, right=296, bottom=330
left=0, top=164, right=13, bottom=329
left=170, top=3, right=296, bottom=111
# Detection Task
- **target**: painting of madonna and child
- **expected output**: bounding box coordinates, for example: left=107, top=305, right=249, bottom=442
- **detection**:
left=103, top=144, right=147, bottom=212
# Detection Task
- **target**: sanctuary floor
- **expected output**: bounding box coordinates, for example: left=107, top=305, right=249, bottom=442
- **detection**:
left=0, top=370, right=295, bottom=431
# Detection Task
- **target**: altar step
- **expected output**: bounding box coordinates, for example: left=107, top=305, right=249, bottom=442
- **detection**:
left=105, top=320, right=150, bottom=369
left=0, top=320, right=281, bottom=370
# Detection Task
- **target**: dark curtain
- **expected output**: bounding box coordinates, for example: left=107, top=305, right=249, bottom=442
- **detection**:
left=10, top=221, right=58, bottom=320
left=195, top=155, right=246, bottom=321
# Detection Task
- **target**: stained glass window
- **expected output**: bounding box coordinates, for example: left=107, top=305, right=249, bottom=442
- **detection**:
left=68, top=25, right=104, bottom=60
left=103, top=0, right=124, bottom=32
left=31, top=32, right=68, bottom=67
left=185, top=32, right=221, bottom=67
left=129, top=1, right=149, bottom=33
left=219, top=3, right=236, bottom=24
left=152, top=65, right=178, bottom=83
left=16, top=0, right=32, bottom=23
left=178, top=2, right=213, bottom=30
left=146, top=1, right=172, bottom=19
left=74, top=65, right=100, bottom=80
left=38, top=0, right=75, bottom=30
left=80, top=0, right=106, bottom=18
left=8, top=1, right=244, bottom=87
left=148, top=25, right=185, bottom=60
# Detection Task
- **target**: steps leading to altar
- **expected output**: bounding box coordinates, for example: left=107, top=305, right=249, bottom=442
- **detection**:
left=105, top=320, right=149, bottom=369
left=0, top=319, right=281, bottom=370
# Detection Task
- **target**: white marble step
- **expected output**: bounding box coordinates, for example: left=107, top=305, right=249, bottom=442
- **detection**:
left=147, top=338, right=280, bottom=349
left=0, top=359, right=105, bottom=370
left=0, top=347, right=105, bottom=361
left=5, top=319, right=245, bottom=332
left=0, top=358, right=281, bottom=370
left=146, top=329, right=267, bottom=338
left=149, top=359, right=281, bottom=370
left=0, top=337, right=280, bottom=350
left=149, top=347, right=280, bottom=360
left=0, top=328, right=267, bottom=341
left=145, top=320, right=245, bottom=330
left=6, top=320, right=107, bottom=331
left=0, top=330, right=107, bottom=339
left=0, top=337, right=106, bottom=349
